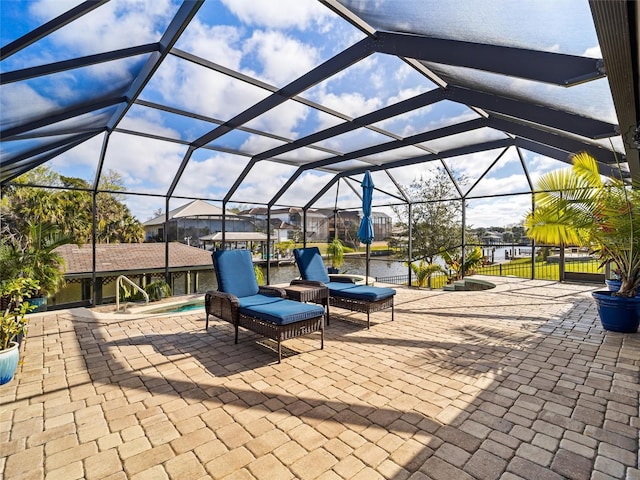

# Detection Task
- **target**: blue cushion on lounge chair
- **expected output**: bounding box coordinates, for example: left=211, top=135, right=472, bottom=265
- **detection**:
left=324, top=281, right=359, bottom=292
left=330, top=285, right=395, bottom=301
left=239, top=299, right=325, bottom=326
left=294, top=248, right=396, bottom=301
left=238, top=294, right=283, bottom=309
left=213, top=249, right=259, bottom=298
left=293, top=247, right=330, bottom=284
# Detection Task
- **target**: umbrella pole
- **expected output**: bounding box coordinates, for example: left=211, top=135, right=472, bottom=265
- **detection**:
left=365, top=243, right=370, bottom=285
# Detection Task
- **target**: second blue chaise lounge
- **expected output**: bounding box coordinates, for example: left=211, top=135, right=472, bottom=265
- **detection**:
left=292, top=247, right=396, bottom=328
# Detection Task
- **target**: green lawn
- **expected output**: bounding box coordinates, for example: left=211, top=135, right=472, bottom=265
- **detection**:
left=475, top=258, right=604, bottom=281
left=419, top=258, right=604, bottom=288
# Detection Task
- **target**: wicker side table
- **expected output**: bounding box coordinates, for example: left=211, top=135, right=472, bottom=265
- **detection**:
left=284, top=284, right=330, bottom=325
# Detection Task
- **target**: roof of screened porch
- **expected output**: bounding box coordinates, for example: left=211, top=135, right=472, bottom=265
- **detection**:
left=1, top=1, right=638, bottom=245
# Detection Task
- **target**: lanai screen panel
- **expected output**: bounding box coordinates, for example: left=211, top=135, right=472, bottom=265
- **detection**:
left=173, top=149, right=252, bottom=201
left=337, top=0, right=598, bottom=52
left=173, top=0, right=366, bottom=88
left=1, top=0, right=631, bottom=222
left=119, top=104, right=221, bottom=144
left=139, top=56, right=273, bottom=122
left=100, top=132, right=190, bottom=196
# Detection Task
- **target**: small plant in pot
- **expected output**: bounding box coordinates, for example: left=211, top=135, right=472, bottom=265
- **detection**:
left=525, top=152, right=640, bottom=332
left=0, top=277, right=40, bottom=385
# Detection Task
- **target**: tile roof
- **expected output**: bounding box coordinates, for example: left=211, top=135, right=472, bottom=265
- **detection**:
left=56, top=243, right=214, bottom=274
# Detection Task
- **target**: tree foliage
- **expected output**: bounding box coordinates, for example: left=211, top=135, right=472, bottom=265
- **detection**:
left=2, top=167, right=144, bottom=244
left=525, top=152, right=640, bottom=297
left=407, top=260, right=443, bottom=287
left=440, top=245, right=484, bottom=281
left=392, top=166, right=464, bottom=263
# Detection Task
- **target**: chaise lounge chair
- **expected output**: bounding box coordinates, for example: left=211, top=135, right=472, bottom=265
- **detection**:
left=205, top=249, right=325, bottom=362
left=292, top=247, right=396, bottom=328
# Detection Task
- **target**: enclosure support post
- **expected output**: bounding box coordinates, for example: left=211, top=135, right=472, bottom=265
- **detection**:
left=266, top=208, right=271, bottom=284
left=530, top=195, right=536, bottom=280
left=461, top=198, right=466, bottom=279
left=303, top=208, right=307, bottom=247
left=164, top=197, right=170, bottom=284
left=407, top=203, right=413, bottom=287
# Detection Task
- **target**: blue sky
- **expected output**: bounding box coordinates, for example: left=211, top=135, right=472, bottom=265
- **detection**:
left=1, top=0, right=618, bottom=228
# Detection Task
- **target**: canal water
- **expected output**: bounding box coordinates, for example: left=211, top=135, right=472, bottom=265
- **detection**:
left=263, top=247, right=536, bottom=284
left=265, top=256, right=409, bottom=284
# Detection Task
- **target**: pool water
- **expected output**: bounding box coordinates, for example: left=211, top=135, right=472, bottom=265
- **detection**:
left=144, top=300, right=204, bottom=314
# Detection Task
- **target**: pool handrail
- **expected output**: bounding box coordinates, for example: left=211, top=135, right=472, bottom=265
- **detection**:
left=116, top=275, right=149, bottom=312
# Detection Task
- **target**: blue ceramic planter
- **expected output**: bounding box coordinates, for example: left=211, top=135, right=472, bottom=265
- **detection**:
left=605, top=279, right=622, bottom=292
left=592, top=291, right=640, bottom=333
left=604, top=280, right=640, bottom=296
left=0, top=342, right=20, bottom=385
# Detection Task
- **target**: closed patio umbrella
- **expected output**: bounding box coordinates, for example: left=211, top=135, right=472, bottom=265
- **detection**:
left=357, top=171, right=375, bottom=285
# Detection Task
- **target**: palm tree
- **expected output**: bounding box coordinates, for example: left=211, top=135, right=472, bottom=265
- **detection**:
left=17, top=222, right=72, bottom=297
left=525, top=152, right=640, bottom=297
left=440, top=246, right=484, bottom=282
left=408, top=260, right=443, bottom=287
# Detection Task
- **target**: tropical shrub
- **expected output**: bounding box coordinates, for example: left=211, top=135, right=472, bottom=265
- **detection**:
left=525, top=152, right=640, bottom=297
left=407, top=260, right=443, bottom=287
left=145, top=280, right=172, bottom=302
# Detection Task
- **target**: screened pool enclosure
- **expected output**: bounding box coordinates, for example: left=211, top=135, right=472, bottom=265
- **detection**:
left=1, top=1, right=639, bottom=303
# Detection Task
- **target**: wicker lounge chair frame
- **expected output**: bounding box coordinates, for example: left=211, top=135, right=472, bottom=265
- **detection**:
left=290, top=279, right=394, bottom=328
left=205, top=250, right=324, bottom=362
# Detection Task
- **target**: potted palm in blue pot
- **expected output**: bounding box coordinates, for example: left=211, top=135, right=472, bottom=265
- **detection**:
left=525, top=152, right=640, bottom=333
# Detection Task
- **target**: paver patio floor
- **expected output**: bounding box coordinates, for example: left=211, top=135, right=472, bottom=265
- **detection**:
left=1, top=277, right=638, bottom=480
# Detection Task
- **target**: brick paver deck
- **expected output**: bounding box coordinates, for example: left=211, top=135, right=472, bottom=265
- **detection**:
left=1, top=277, right=638, bottom=479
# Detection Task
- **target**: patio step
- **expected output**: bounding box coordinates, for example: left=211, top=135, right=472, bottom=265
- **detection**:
left=443, top=280, right=466, bottom=291
left=443, top=278, right=496, bottom=291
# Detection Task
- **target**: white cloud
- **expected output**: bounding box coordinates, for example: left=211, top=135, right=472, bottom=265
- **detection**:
left=0, top=84, right=58, bottom=127
left=125, top=195, right=167, bottom=223
left=314, top=92, right=382, bottom=127
left=466, top=195, right=531, bottom=228
left=525, top=153, right=569, bottom=186
left=152, top=57, right=270, bottom=120
left=99, top=132, right=187, bottom=190
left=244, top=100, right=311, bottom=139
left=220, top=0, right=332, bottom=30
left=231, top=162, right=299, bottom=204
left=278, top=171, right=335, bottom=206
left=173, top=152, right=250, bottom=200
left=29, top=0, right=79, bottom=22
left=23, top=0, right=175, bottom=86
left=48, top=134, right=105, bottom=174
left=583, top=45, right=601, bottom=58
left=177, top=21, right=243, bottom=69
left=32, top=0, right=175, bottom=54
left=244, top=30, right=319, bottom=85
left=468, top=173, right=531, bottom=197
left=544, top=43, right=561, bottom=53
left=117, top=111, right=183, bottom=139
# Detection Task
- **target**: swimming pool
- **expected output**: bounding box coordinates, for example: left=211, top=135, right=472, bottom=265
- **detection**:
left=128, top=298, right=205, bottom=315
